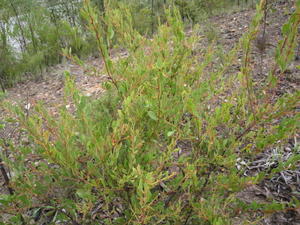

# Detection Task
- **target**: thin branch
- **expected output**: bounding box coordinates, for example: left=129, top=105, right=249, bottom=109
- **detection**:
left=0, top=158, right=14, bottom=195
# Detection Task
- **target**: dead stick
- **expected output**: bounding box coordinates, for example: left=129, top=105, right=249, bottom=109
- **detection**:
left=0, top=158, right=14, bottom=195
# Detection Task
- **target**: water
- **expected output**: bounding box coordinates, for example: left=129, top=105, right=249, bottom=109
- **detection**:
left=1, top=0, right=82, bottom=54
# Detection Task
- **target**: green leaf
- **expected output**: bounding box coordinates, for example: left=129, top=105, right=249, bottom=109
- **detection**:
left=167, top=130, right=176, bottom=137
left=282, top=23, right=290, bottom=35
left=5, top=118, right=17, bottom=123
left=108, top=26, right=115, bottom=40
left=276, top=56, right=287, bottom=72
left=148, top=111, right=158, bottom=121
left=32, top=208, right=43, bottom=219
left=76, top=188, right=92, bottom=200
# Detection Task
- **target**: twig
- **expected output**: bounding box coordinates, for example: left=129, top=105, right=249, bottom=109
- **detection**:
left=0, top=158, right=14, bottom=195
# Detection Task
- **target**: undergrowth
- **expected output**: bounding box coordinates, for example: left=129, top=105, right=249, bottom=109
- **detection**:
left=0, top=0, right=299, bottom=224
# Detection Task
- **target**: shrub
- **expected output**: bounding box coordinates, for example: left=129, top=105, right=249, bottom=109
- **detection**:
left=0, top=0, right=299, bottom=224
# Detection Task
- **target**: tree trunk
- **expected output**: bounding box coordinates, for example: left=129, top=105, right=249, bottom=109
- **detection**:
left=9, top=0, right=27, bottom=52
left=151, top=0, right=154, bottom=35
